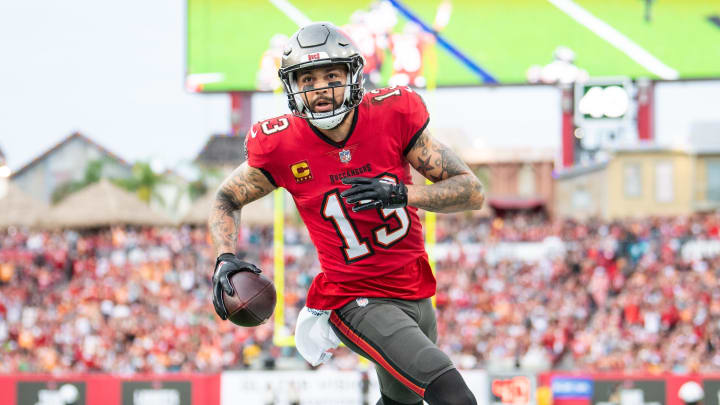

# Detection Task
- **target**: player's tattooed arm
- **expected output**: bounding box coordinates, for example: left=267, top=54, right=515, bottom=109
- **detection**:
left=405, top=128, right=484, bottom=213
left=208, top=162, right=276, bottom=257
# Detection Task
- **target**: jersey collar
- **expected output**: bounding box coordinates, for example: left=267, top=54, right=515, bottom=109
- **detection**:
left=307, top=106, right=360, bottom=149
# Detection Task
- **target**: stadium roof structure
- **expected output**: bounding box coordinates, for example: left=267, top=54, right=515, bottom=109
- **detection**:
left=0, top=182, right=48, bottom=229
left=194, top=134, right=246, bottom=168
left=181, top=190, right=274, bottom=226
left=41, top=179, right=173, bottom=228
left=605, top=125, right=720, bottom=156
left=553, top=161, right=609, bottom=180
left=609, top=142, right=720, bottom=157
left=10, top=132, right=131, bottom=180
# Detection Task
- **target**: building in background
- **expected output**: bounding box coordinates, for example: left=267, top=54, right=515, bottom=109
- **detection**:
left=431, top=127, right=556, bottom=217
left=469, top=149, right=555, bottom=218
left=556, top=135, right=720, bottom=220
left=6, top=132, right=200, bottom=222
left=0, top=143, right=6, bottom=169
left=194, top=134, right=246, bottom=172
left=11, top=132, right=132, bottom=204
left=0, top=182, right=47, bottom=229
left=0, top=143, right=9, bottom=199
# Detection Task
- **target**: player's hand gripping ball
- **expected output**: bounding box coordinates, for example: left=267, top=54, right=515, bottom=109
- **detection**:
left=212, top=253, right=276, bottom=327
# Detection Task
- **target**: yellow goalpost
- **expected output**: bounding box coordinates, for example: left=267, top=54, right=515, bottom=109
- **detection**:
left=272, top=189, right=295, bottom=346
left=424, top=29, right=439, bottom=307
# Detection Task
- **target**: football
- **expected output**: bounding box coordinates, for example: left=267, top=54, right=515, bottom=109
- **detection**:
left=223, top=271, right=277, bottom=327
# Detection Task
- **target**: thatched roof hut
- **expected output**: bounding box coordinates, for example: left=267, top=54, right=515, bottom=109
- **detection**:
left=0, top=181, right=48, bottom=228
left=41, top=179, right=173, bottom=228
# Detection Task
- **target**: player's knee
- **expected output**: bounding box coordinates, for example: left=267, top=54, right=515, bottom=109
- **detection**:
left=410, top=346, right=454, bottom=383
left=424, top=368, right=477, bottom=405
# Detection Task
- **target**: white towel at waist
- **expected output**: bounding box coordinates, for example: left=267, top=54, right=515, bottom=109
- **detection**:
left=294, top=306, right=341, bottom=366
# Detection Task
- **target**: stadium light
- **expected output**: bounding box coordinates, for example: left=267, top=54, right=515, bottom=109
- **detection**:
left=0, top=165, right=11, bottom=178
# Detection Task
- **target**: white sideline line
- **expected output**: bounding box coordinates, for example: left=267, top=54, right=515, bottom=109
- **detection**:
left=547, top=0, right=679, bottom=79
left=269, top=0, right=312, bottom=27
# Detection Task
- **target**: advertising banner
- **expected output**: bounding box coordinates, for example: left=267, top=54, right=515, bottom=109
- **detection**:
left=0, top=374, right=218, bottom=405
left=551, top=376, right=593, bottom=405
left=592, top=379, right=665, bottom=405
left=489, top=373, right=537, bottom=405
left=702, top=379, right=720, bottom=405
left=16, top=381, right=87, bottom=405
left=221, top=370, right=363, bottom=405
left=121, top=381, right=192, bottom=405
left=539, top=373, right=720, bottom=405
left=9, top=370, right=720, bottom=405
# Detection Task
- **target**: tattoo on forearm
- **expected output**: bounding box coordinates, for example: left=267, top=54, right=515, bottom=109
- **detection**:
left=411, top=175, right=484, bottom=213
left=208, top=164, right=275, bottom=255
left=407, top=129, right=484, bottom=213
left=217, top=190, right=240, bottom=215
left=209, top=204, right=241, bottom=254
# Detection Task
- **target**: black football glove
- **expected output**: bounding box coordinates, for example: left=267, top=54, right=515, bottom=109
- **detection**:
left=340, top=177, right=408, bottom=212
left=212, top=253, right=261, bottom=320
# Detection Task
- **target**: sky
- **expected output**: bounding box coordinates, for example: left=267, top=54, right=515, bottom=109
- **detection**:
left=0, top=0, right=229, bottom=171
left=1, top=1, right=715, bottom=173
left=0, top=0, right=561, bottom=174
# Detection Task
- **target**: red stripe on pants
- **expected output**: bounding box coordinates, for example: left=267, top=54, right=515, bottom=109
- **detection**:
left=329, top=311, right=425, bottom=397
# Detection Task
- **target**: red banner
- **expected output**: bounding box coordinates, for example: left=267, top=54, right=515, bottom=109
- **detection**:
left=0, top=373, right=220, bottom=405
left=540, top=372, right=720, bottom=405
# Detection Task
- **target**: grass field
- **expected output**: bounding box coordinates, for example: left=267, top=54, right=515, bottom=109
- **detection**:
left=186, top=0, right=720, bottom=91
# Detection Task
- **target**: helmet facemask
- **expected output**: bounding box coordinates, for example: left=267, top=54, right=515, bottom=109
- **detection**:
left=279, top=55, right=365, bottom=130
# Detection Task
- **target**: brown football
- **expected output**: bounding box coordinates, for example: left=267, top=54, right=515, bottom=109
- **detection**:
left=223, top=271, right=277, bottom=327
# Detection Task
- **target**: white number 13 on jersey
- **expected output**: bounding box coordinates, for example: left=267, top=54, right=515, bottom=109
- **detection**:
left=321, top=176, right=411, bottom=263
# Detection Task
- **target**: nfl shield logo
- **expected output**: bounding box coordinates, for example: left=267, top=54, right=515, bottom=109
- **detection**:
left=339, top=149, right=352, bottom=163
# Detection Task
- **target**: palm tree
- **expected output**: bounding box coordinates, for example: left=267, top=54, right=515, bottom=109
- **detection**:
left=113, top=161, right=167, bottom=206
left=188, top=165, right=224, bottom=201
left=52, top=159, right=169, bottom=208
left=51, top=158, right=110, bottom=203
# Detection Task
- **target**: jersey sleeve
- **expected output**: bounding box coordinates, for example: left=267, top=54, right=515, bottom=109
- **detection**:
left=244, top=123, right=279, bottom=187
left=399, top=89, right=430, bottom=155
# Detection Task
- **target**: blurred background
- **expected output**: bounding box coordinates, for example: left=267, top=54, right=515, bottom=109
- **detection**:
left=1, top=0, right=720, bottom=404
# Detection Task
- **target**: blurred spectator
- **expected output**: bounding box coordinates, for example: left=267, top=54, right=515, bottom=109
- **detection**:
left=526, top=46, right=589, bottom=85
left=2, top=212, right=720, bottom=373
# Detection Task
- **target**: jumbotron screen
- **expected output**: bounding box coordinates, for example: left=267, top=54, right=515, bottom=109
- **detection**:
left=186, top=0, right=720, bottom=92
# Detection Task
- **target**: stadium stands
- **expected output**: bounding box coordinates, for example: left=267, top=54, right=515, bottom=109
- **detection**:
left=1, top=213, right=720, bottom=373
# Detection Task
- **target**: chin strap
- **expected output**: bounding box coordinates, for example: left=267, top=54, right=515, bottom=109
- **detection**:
left=309, top=110, right=348, bottom=130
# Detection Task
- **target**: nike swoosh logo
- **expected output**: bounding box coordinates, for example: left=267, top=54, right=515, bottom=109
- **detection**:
left=250, top=127, right=258, bottom=138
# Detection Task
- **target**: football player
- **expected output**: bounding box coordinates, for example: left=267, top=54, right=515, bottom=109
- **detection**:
left=209, top=22, right=484, bottom=405
left=256, top=33, right=289, bottom=92
left=342, top=11, right=384, bottom=88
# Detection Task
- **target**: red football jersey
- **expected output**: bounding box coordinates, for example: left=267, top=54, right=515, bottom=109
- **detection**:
left=245, top=86, right=436, bottom=309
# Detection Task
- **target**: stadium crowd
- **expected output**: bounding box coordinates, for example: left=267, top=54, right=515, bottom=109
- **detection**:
left=1, top=213, right=720, bottom=374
